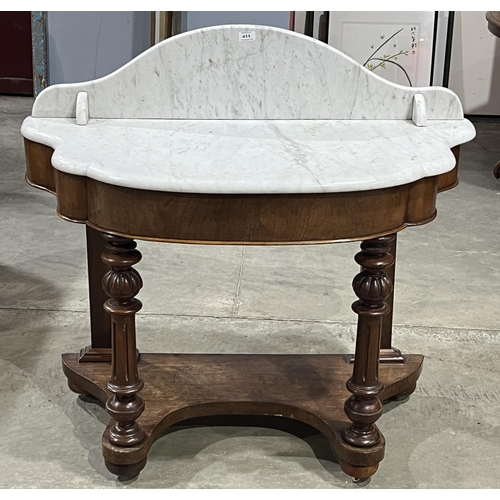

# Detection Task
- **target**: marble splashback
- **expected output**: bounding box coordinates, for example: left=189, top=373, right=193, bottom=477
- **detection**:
left=31, top=25, right=464, bottom=121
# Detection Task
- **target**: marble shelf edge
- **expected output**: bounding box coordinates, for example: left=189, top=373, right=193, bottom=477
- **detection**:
left=20, top=118, right=475, bottom=195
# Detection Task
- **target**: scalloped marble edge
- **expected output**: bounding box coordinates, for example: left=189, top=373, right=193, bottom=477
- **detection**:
left=30, top=24, right=464, bottom=121
left=21, top=117, right=476, bottom=194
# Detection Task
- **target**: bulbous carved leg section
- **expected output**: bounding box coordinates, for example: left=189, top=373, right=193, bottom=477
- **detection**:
left=343, top=235, right=395, bottom=448
left=101, top=233, right=146, bottom=448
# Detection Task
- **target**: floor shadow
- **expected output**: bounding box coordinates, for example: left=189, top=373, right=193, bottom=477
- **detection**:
left=0, top=266, right=63, bottom=370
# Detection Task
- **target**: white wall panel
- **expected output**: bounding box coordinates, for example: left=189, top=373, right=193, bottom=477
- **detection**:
left=448, top=11, right=500, bottom=115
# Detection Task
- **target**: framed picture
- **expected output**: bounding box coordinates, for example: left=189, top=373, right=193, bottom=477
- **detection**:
left=328, top=11, right=437, bottom=87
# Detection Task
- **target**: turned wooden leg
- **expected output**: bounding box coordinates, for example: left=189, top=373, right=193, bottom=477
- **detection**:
left=342, top=235, right=394, bottom=448
left=101, top=233, right=146, bottom=448
left=350, top=233, right=403, bottom=364
left=350, top=233, right=405, bottom=363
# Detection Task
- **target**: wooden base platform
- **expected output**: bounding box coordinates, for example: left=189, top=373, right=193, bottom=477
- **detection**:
left=62, top=352, right=423, bottom=480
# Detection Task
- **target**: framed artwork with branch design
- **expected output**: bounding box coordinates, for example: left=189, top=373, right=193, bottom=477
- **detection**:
left=328, top=12, right=436, bottom=87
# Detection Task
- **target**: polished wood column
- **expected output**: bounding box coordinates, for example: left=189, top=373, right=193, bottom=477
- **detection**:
left=343, top=235, right=394, bottom=449
left=101, top=233, right=146, bottom=450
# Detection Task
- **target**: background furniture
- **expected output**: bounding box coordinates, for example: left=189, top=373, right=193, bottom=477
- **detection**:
left=486, top=11, right=500, bottom=37
left=486, top=12, right=500, bottom=179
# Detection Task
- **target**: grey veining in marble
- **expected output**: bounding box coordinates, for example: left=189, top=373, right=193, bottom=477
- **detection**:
left=21, top=24, right=477, bottom=194
left=30, top=25, right=464, bottom=121
left=21, top=117, right=476, bottom=194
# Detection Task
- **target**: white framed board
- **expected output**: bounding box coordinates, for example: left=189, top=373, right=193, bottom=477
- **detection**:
left=328, top=11, right=436, bottom=87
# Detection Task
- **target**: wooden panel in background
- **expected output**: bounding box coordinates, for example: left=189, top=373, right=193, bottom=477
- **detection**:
left=0, top=11, right=33, bottom=95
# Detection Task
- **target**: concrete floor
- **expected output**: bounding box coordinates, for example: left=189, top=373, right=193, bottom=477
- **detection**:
left=1, top=94, right=500, bottom=489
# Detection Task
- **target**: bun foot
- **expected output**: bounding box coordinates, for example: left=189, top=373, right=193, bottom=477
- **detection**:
left=104, top=457, right=147, bottom=480
left=391, top=383, right=417, bottom=401
left=67, top=381, right=89, bottom=395
left=339, top=460, right=378, bottom=482
left=494, top=160, right=500, bottom=179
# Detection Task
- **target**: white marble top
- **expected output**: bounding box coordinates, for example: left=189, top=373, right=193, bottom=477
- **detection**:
left=21, top=117, right=476, bottom=194
left=22, top=25, right=476, bottom=194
